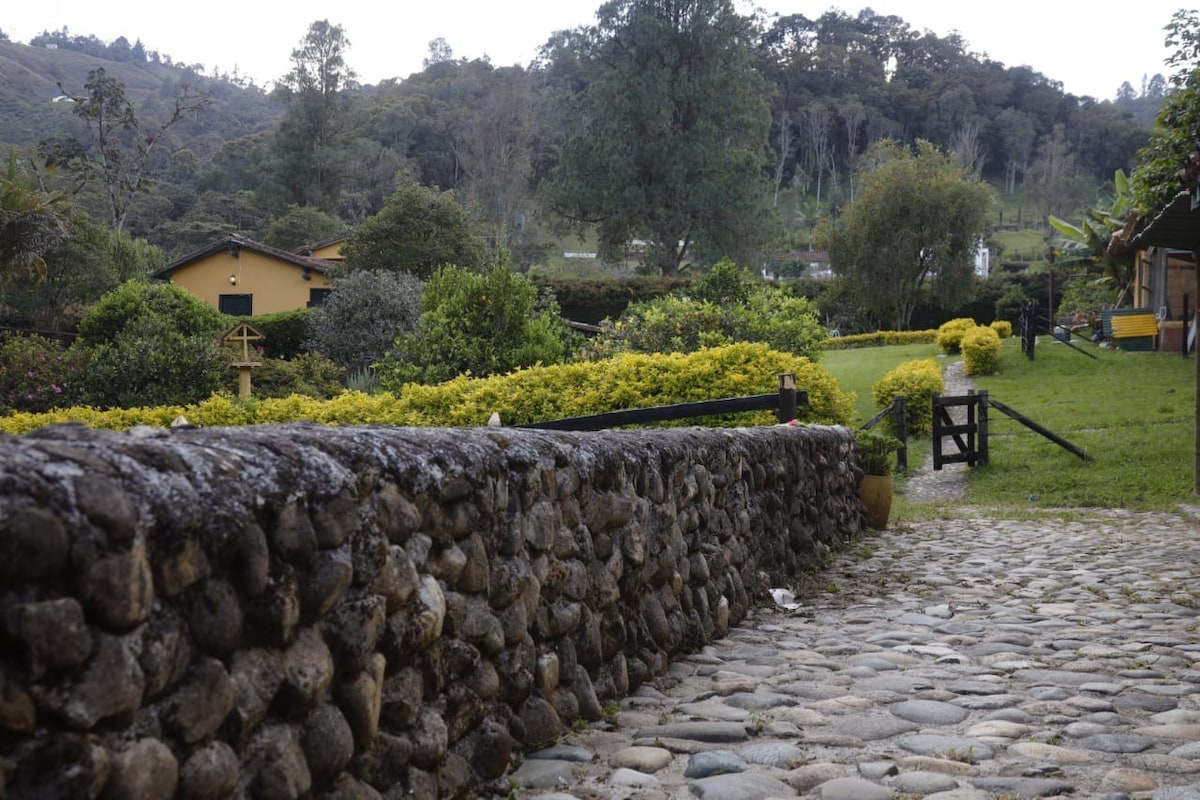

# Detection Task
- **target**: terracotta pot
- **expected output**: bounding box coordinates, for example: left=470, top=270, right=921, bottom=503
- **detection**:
left=859, top=474, right=893, bottom=529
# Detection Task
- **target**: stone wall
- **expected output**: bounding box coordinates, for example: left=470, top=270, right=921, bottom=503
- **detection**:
left=0, top=422, right=864, bottom=799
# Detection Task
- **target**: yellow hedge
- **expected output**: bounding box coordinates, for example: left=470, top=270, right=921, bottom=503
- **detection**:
left=824, top=330, right=938, bottom=349
left=0, top=343, right=855, bottom=434
left=989, top=320, right=1013, bottom=339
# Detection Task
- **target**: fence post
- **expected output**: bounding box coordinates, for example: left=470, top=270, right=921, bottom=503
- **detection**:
left=967, top=389, right=977, bottom=466
left=777, top=373, right=797, bottom=423
left=978, top=390, right=989, bottom=465
left=893, top=395, right=908, bottom=474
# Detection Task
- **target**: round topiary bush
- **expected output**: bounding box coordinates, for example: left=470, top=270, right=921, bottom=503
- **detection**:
left=936, top=317, right=977, bottom=354
left=989, top=319, right=1013, bottom=339
left=961, top=325, right=1003, bottom=376
left=870, top=358, right=945, bottom=437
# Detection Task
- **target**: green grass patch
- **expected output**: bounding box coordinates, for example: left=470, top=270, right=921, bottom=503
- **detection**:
left=969, top=337, right=1194, bottom=511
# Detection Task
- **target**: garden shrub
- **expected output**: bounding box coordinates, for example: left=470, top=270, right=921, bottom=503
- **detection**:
left=961, top=325, right=1003, bottom=376
left=989, top=320, right=1013, bottom=339
left=225, top=352, right=346, bottom=400
left=73, top=315, right=228, bottom=409
left=936, top=317, right=977, bottom=354
left=304, top=269, right=423, bottom=371
left=532, top=276, right=689, bottom=325
left=870, top=358, right=944, bottom=437
left=68, top=282, right=234, bottom=409
left=583, top=295, right=730, bottom=358
left=1, top=343, right=856, bottom=434
left=0, top=333, right=88, bottom=414
left=393, top=342, right=853, bottom=428
left=249, top=309, right=313, bottom=359
left=76, top=281, right=232, bottom=346
left=378, top=259, right=572, bottom=385
left=585, top=277, right=828, bottom=361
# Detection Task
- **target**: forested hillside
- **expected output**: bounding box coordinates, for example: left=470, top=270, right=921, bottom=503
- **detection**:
left=0, top=5, right=1166, bottom=306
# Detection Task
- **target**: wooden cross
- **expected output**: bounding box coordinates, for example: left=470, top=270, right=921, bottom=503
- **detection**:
left=223, top=323, right=265, bottom=365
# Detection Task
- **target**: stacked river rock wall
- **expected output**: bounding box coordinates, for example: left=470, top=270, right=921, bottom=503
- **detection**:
left=0, top=422, right=864, bottom=799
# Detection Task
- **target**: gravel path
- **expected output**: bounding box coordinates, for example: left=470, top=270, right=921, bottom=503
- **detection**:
left=903, top=358, right=973, bottom=505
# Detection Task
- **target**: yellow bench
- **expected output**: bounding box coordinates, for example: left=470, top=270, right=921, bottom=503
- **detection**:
left=1110, top=314, right=1159, bottom=338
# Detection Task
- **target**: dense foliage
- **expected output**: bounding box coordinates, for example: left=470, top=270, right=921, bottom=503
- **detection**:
left=540, top=0, right=778, bottom=275
left=70, top=282, right=234, bottom=408
left=0, top=333, right=85, bottom=413
left=341, top=183, right=489, bottom=278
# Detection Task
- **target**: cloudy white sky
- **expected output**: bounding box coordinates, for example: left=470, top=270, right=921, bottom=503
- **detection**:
left=2, top=1, right=1185, bottom=100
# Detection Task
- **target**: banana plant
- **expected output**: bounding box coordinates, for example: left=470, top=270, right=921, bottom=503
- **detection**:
left=1047, top=169, right=1137, bottom=285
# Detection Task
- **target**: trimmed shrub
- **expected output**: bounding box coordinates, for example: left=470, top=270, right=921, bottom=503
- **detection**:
left=936, top=317, right=977, bottom=354
left=989, top=319, right=1013, bottom=339
left=961, top=326, right=1003, bottom=376
left=870, top=358, right=944, bottom=437
left=1, top=343, right=855, bottom=434
left=533, top=276, right=690, bottom=324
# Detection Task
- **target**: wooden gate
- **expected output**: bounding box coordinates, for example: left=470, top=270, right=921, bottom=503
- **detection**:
left=933, top=390, right=1090, bottom=470
left=932, top=391, right=988, bottom=470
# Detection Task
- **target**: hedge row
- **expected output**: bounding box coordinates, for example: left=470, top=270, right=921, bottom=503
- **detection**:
left=823, top=330, right=938, bottom=349
left=0, top=343, right=855, bottom=435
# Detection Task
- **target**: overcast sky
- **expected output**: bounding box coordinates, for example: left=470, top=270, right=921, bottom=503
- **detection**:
left=2, top=1, right=1185, bottom=100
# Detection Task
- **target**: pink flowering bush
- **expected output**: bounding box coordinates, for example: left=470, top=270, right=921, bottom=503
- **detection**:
left=0, top=333, right=89, bottom=414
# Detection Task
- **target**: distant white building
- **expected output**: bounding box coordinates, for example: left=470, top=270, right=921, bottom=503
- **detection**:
left=974, top=238, right=990, bottom=277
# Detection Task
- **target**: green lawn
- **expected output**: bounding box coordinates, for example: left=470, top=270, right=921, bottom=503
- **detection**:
left=821, top=337, right=1197, bottom=513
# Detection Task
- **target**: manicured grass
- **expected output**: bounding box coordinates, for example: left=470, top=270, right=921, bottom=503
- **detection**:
left=969, top=337, right=1194, bottom=511
left=821, top=336, right=1197, bottom=512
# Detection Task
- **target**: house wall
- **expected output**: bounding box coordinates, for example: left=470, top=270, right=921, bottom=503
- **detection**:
left=1136, top=249, right=1197, bottom=320
left=0, top=422, right=864, bottom=799
left=164, top=249, right=333, bottom=315
left=309, top=241, right=345, bottom=261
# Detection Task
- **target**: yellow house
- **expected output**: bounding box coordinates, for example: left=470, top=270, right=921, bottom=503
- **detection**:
left=151, top=236, right=335, bottom=316
left=295, top=235, right=348, bottom=263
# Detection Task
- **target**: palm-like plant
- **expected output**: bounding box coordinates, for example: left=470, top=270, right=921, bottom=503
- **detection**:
left=0, top=152, right=71, bottom=290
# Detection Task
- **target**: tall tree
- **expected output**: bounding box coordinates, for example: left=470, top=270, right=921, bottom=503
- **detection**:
left=1132, top=10, right=1200, bottom=214
left=51, top=68, right=210, bottom=232
left=270, top=20, right=359, bottom=211
left=541, top=0, right=778, bottom=275
left=819, top=139, right=993, bottom=329
left=341, top=182, right=488, bottom=278
left=456, top=68, right=535, bottom=250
